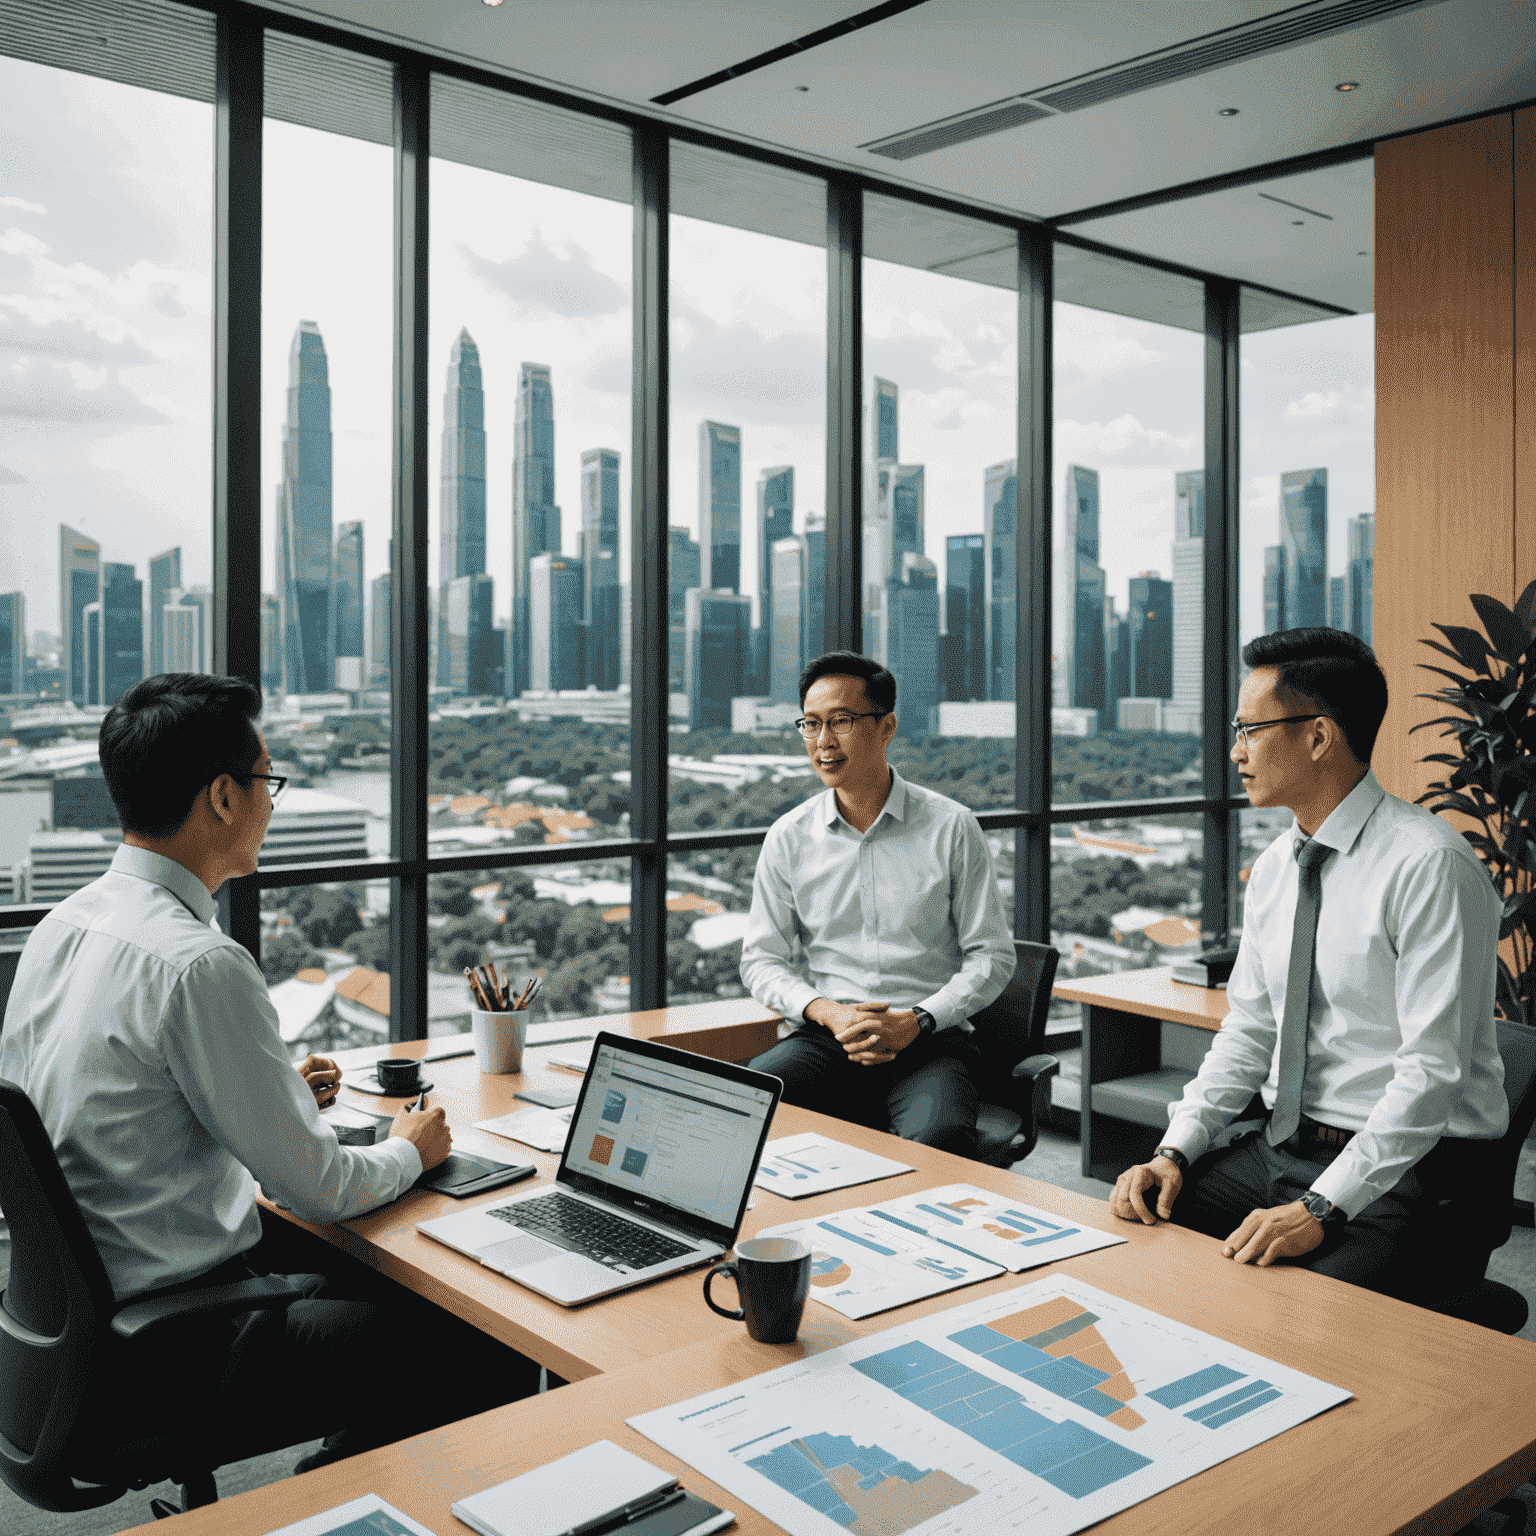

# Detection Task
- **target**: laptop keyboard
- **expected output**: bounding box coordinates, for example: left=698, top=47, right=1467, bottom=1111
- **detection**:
left=489, top=1191, right=694, bottom=1272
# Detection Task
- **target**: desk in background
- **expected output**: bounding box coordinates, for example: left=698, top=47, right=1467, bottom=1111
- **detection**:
left=1053, top=968, right=1230, bottom=1182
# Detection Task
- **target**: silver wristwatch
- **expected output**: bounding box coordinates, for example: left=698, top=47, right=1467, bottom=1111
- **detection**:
left=1300, top=1190, right=1345, bottom=1227
left=913, top=1007, right=937, bottom=1037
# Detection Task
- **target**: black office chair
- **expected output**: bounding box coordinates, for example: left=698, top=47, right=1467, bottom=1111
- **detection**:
left=970, top=940, right=1062, bottom=1168
left=1426, top=1017, right=1536, bottom=1338
left=0, top=1079, right=322, bottom=1518
left=0, top=946, right=20, bottom=1026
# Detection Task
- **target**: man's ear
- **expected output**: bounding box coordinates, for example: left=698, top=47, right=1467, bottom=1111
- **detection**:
left=1309, top=717, right=1340, bottom=764
left=207, top=775, right=239, bottom=827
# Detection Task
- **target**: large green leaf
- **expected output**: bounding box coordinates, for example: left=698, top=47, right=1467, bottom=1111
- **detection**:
left=1515, top=577, right=1536, bottom=634
left=1470, top=594, right=1533, bottom=666
left=1431, top=623, right=1494, bottom=675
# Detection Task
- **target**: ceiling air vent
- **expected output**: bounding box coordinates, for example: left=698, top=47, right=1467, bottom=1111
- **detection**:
left=861, top=0, right=1446, bottom=161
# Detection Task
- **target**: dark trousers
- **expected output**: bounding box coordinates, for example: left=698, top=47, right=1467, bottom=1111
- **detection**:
left=79, top=1211, right=540, bottom=1477
left=1171, top=1128, right=1502, bottom=1304
left=749, top=1025, right=982, bottom=1158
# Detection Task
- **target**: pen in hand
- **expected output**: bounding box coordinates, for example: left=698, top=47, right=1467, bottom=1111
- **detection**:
left=413, top=1088, right=428, bottom=1113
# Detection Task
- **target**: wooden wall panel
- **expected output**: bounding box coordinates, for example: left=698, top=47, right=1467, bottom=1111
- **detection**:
left=1374, top=115, right=1515, bottom=807
left=1516, top=106, right=1536, bottom=606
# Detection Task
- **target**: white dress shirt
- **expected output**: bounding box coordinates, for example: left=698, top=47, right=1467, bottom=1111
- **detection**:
left=0, top=845, right=421, bottom=1298
left=1163, top=769, right=1507, bottom=1219
left=739, top=768, right=1015, bottom=1032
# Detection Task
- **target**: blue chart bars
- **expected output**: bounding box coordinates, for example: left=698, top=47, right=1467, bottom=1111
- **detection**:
left=1185, top=1381, right=1284, bottom=1428
left=947, top=1322, right=1131, bottom=1421
left=746, top=1432, right=977, bottom=1533
left=1147, top=1364, right=1245, bottom=1409
left=852, top=1341, right=1152, bottom=1500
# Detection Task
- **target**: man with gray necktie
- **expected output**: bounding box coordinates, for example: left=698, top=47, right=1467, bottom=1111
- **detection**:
left=1110, top=628, right=1508, bottom=1302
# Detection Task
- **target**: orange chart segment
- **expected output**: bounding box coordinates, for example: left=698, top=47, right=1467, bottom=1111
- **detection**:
left=588, top=1134, right=615, bottom=1167
left=949, top=1300, right=1148, bottom=1432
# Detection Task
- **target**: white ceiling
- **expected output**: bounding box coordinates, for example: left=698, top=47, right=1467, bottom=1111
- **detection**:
left=265, top=0, right=1536, bottom=312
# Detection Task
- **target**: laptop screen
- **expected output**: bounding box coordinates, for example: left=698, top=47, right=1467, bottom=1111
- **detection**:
left=562, top=1038, right=778, bottom=1232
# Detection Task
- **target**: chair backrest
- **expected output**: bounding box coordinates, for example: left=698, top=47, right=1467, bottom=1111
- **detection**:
left=1487, top=1018, right=1536, bottom=1251
left=0, top=948, right=20, bottom=1026
left=0, top=1079, right=120, bottom=1511
left=967, top=940, right=1060, bottom=1091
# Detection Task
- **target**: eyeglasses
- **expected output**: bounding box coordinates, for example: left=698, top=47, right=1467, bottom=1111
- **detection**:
left=794, top=710, right=887, bottom=740
left=245, top=772, right=288, bottom=805
left=1230, top=715, right=1324, bottom=748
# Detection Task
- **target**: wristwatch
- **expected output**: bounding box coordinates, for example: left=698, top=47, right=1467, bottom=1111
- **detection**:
left=1153, top=1146, right=1189, bottom=1174
left=1300, top=1191, right=1346, bottom=1228
left=913, top=1007, right=937, bottom=1037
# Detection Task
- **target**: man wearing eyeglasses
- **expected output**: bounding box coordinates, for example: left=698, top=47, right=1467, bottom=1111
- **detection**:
left=740, top=651, right=1015, bottom=1156
left=1110, top=628, right=1507, bottom=1304
left=0, top=673, right=537, bottom=1481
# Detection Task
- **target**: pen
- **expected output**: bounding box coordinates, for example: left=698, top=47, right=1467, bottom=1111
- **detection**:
left=559, top=1486, right=684, bottom=1536
left=414, top=1088, right=428, bottom=1112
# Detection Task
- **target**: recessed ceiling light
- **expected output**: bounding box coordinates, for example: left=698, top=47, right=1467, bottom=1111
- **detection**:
left=482, top=0, right=505, bottom=7
left=1218, top=107, right=1240, bottom=117
left=1336, top=81, right=1360, bottom=92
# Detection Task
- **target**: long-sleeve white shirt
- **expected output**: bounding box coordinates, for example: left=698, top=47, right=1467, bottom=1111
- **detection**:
left=739, top=768, right=1015, bottom=1032
left=1163, top=769, right=1507, bottom=1219
left=0, top=845, right=420, bottom=1299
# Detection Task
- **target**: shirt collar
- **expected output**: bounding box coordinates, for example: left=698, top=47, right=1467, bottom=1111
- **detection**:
left=821, top=767, right=907, bottom=829
left=1296, top=768, right=1385, bottom=859
left=110, top=844, right=217, bottom=926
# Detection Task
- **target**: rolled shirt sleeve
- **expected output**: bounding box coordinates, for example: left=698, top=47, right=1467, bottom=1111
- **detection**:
left=160, top=944, right=422, bottom=1224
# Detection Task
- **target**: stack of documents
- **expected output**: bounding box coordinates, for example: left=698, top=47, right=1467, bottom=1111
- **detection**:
left=753, top=1132, right=913, bottom=1199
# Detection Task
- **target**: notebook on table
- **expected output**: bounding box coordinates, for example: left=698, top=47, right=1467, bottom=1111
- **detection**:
left=417, top=1032, right=781, bottom=1306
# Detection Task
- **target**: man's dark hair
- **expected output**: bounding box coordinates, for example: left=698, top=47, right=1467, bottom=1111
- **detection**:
left=1240, top=628, right=1388, bottom=764
left=797, top=651, right=897, bottom=715
left=99, top=673, right=265, bottom=837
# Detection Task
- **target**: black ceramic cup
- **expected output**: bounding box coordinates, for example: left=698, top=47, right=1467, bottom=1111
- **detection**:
left=703, top=1236, right=812, bottom=1344
left=377, top=1057, right=422, bottom=1096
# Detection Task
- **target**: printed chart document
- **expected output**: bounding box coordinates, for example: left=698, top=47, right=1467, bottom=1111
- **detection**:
left=260, top=1494, right=436, bottom=1536
left=476, top=1105, right=573, bottom=1154
left=753, top=1132, right=914, bottom=1199
left=757, top=1206, right=1004, bottom=1319
left=630, top=1274, right=1352, bottom=1536
left=875, top=1184, right=1126, bottom=1273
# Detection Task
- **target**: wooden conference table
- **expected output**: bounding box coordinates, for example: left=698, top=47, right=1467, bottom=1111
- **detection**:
left=184, top=1003, right=1536, bottom=1536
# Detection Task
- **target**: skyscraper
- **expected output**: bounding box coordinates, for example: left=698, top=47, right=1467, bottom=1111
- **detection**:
left=698, top=421, right=742, bottom=595
left=755, top=464, right=793, bottom=691
left=1329, top=577, right=1345, bottom=631
left=370, top=566, right=391, bottom=686
left=162, top=592, right=202, bottom=673
left=945, top=534, right=985, bottom=703
left=261, top=594, right=282, bottom=692
left=529, top=554, right=585, bottom=692
left=803, top=511, right=826, bottom=669
left=873, top=376, right=899, bottom=462
left=276, top=320, right=334, bottom=694
left=148, top=546, right=180, bottom=677
left=1128, top=571, right=1173, bottom=699
left=668, top=525, right=701, bottom=688
left=1264, top=545, right=1286, bottom=633
left=441, top=329, right=487, bottom=581
left=101, top=562, right=143, bottom=707
left=1347, top=513, right=1375, bottom=644
left=512, top=363, right=561, bottom=697
left=769, top=535, right=806, bottom=706
left=581, top=448, right=622, bottom=689
left=0, top=591, right=24, bottom=695
left=684, top=587, right=749, bottom=730
left=334, top=520, right=364, bottom=690
left=1279, top=467, right=1327, bottom=628
left=888, top=552, right=938, bottom=738
left=863, top=461, right=925, bottom=665
left=1105, top=597, right=1129, bottom=726
left=83, top=601, right=101, bottom=705
left=59, top=523, right=100, bottom=706
left=1064, top=464, right=1106, bottom=715
left=983, top=460, right=1017, bottom=702
left=446, top=572, right=497, bottom=695
left=1168, top=469, right=1204, bottom=735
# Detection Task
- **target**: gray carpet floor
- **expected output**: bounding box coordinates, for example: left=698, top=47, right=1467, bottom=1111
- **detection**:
left=2, top=1125, right=1530, bottom=1535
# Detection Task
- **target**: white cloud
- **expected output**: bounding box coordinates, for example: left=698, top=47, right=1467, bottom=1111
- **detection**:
left=0, top=197, right=45, bottom=216
left=0, top=462, right=25, bottom=484
left=1283, top=386, right=1373, bottom=421
left=1056, top=412, right=1199, bottom=467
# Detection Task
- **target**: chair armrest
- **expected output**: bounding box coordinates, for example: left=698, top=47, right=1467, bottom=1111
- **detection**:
left=110, top=1273, right=320, bottom=1341
left=1012, top=1054, right=1060, bottom=1083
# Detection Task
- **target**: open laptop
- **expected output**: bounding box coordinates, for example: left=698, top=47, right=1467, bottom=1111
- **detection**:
left=417, top=1031, right=782, bottom=1306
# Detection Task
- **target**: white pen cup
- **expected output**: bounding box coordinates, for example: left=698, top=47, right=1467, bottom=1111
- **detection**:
left=471, top=1008, right=526, bottom=1074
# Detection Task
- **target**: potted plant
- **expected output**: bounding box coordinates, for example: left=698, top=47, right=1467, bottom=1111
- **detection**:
left=1412, top=579, right=1535, bottom=1030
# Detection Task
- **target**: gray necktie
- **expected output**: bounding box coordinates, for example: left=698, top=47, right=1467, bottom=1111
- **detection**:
left=1267, top=837, right=1333, bottom=1147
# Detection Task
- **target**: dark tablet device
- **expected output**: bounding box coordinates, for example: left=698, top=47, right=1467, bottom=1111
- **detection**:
left=414, top=1151, right=537, bottom=1199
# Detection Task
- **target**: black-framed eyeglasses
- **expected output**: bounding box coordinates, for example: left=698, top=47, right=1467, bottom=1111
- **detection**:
left=244, top=772, right=288, bottom=804
left=1230, top=715, right=1324, bottom=748
left=794, top=710, right=888, bottom=740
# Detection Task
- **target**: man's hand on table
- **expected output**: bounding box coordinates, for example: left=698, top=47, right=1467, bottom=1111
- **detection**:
left=389, top=1103, right=452, bottom=1170
left=1110, top=1155, right=1184, bottom=1225
left=804, top=999, right=922, bottom=1066
left=298, top=1053, right=341, bottom=1110
left=1221, top=1202, right=1325, bottom=1266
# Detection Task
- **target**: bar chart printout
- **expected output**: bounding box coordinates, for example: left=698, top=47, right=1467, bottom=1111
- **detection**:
left=753, top=1132, right=915, bottom=1199
left=629, top=1276, right=1352, bottom=1536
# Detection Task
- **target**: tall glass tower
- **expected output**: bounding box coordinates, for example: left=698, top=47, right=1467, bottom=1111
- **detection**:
left=1064, top=464, right=1106, bottom=715
left=101, top=561, right=144, bottom=707
left=441, top=329, right=487, bottom=581
left=984, top=459, right=1017, bottom=702
left=59, top=523, right=100, bottom=706
left=512, top=362, right=561, bottom=698
left=0, top=591, right=24, bottom=695
left=581, top=447, right=622, bottom=689
left=1280, top=467, right=1327, bottom=628
left=1168, top=469, right=1204, bottom=734
left=769, top=535, right=805, bottom=705
left=699, top=421, right=742, bottom=596
left=148, top=547, right=180, bottom=677
left=888, top=552, right=938, bottom=738
left=1347, top=513, right=1375, bottom=644
left=334, top=521, right=365, bottom=689
left=873, top=376, right=899, bottom=462
left=946, top=533, right=985, bottom=704
left=755, top=464, right=792, bottom=692
left=277, top=320, right=334, bottom=695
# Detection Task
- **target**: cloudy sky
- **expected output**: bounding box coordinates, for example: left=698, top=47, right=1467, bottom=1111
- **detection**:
left=0, top=51, right=1372, bottom=667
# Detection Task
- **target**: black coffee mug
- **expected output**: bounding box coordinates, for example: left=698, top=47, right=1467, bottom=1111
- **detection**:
left=704, top=1236, right=812, bottom=1344
left=377, top=1057, right=422, bottom=1096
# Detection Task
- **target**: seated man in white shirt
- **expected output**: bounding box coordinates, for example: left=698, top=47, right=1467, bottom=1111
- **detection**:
left=740, top=652, right=1016, bottom=1158
left=0, top=672, right=538, bottom=1480
left=1110, top=628, right=1508, bottom=1302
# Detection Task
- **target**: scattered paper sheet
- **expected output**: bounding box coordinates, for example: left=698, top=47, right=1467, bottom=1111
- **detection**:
left=630, top=1275, right=1352, bottom=1536
left=260, top=1493, right=437, bottom=1536
left=476, top=1105, right=573, bottom=1153
left=753, top=1131, right=914, bottom=1199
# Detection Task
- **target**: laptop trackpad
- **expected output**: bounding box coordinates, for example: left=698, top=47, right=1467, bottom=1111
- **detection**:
left=480, top=1234, right=561, bottom=1272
